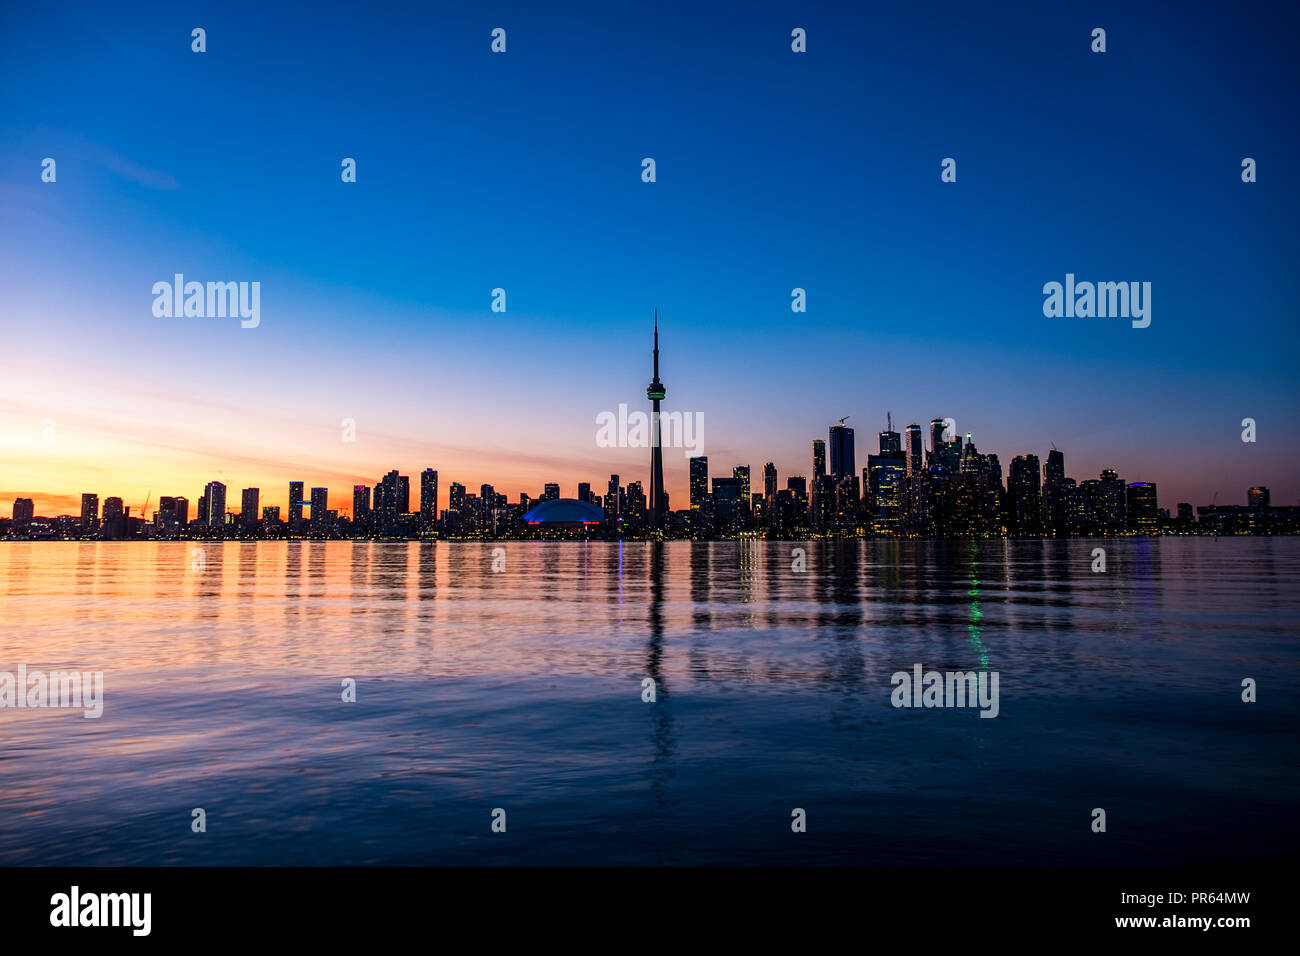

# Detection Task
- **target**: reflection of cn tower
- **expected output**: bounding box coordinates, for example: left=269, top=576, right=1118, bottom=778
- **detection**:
left=647, top=310, right=667, bottom=530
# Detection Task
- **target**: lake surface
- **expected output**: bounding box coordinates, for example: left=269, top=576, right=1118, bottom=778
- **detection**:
left=1, top=539, right=1296, bottom=865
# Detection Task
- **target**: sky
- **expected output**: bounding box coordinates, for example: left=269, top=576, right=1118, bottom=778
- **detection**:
left=2, top=0, right=1298, bottom=517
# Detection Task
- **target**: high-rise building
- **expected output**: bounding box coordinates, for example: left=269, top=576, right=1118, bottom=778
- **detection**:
left=420, top=469, right=439, bottom=526
left=12, top=498, right=34, bottom=524
left=310, top=487, right=328, bottom=529
left=577, top=482, right=591, bottom=504
left=241, top=488, right=260, bottom=529
left=262, top=506, right=280, bottom=524
left=763, top=462, right=777, bottom=524
left=1249, top=486, right=1271, bottom=507
left=353, top=485, right=371, bottom=522
left=1007, top=456, right=1042, bottom=536
left=929, top=419, right=948, bottom=467
left=1098, top=469, right=1127, bottom=531
left=542, top=483, right=560, bottom=502
left=829, top=423, right=855, bottom=480
left=174, top=497, right=189, bottom=526
left=905, top=424, right=923, bottom=476
left=205, top=481, right=227, bottom=527
left=812, top=440, right=826, bottom=481
left=288, top=481, right=304, bottom=531
left=1126, top=482, right=1158, bottom=532
left=878, top=415, right=901, bottom=455
left=689, top=457, right=709, bottom=509
left=646, top=312, right=668, bottom=530
left=733, top=465, right=750, bottom=503
left=80, top=493, right=99, bottom=532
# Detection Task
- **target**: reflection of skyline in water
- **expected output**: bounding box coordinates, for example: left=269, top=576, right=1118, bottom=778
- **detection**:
left=0, top=539, right=1296, bottom=866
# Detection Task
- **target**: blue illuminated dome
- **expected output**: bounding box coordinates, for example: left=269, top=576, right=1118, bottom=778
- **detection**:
left=522, top=498, right=605, bottom=525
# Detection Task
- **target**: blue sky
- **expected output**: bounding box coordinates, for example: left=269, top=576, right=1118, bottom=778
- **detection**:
left=1, top=0, right=1297, bottom=512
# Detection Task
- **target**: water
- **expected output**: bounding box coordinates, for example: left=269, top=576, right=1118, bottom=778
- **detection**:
left=1, top=539, right=1296, bottom=865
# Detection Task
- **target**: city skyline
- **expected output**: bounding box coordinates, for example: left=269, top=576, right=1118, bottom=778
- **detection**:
left=2, top=2, right=1297, bottom=517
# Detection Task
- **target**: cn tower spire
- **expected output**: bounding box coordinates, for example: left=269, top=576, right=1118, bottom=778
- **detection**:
left=647, top=310, right=667, bottom=531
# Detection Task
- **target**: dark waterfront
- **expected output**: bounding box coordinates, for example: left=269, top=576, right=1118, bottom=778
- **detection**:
left=1, top=538, right=1296, bottom=865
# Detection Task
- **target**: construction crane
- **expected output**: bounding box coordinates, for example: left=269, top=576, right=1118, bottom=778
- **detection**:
left=140, top=491, right=151, bottom=521
left=837, top=416, right=851, bottom=426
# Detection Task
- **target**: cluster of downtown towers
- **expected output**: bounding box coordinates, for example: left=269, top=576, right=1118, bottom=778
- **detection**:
left=11, top=417, right=1288, bottom=541
left=5, top=326, right=1290, bottom=540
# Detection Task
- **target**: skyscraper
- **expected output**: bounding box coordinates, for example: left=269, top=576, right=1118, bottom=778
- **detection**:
left=733, top=465, right=750, bottom=503
left=288, top=481, right=304, bottom=531
left=1249, top=486, right=1271, bottom=507
left=689, top=456, right=709, bottom=509
left=763, top=462, right=777, bottom=524
left=205, top=481, right=227, bottom=527
left=420, top=469, right=438, bottom=527
left=646, top=312, right=667, bottom=530
left=812, top=439, right=826, bottom=481
left=905, top=424, right=923, bottom=476
left=310, top=487, right=328, bottom=529
left=241, top=488, right=260, bottom=529
left=80, top=493, right=98, bottom=533
left=829, top=423, right=855, bottom=480
left=353, top=485, right=371, bottom=523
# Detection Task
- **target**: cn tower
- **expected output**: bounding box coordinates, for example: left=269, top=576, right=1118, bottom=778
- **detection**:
left=647, top=310, right=667, bottom=530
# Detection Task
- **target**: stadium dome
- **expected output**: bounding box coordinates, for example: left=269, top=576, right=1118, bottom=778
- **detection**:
left=522, top=498, right=605, bottom=526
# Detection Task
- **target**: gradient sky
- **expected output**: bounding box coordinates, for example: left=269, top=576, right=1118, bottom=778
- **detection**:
left=2, top=0, right=1298, bottom=517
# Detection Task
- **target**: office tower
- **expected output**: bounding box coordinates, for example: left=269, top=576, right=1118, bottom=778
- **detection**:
left=763, top=462, right=777, bottom=524
left=12, top=498, right=34, bottom=524
left=605, top=474, right=622, bottom=522
left=878, top=414, right=901, bottom=455
left=905, top=424, right=923, bottom=476
left=711, top=477, right=742, bottom=529
left=812, top=440, right=826, bottom=481
left=80, top=493, right=99, bottom=532
left=1126, top=482, right=1158, bottom=532
left=1042, top=448, right=1068, bottom=536
left=174, top=497, right=188, bottom=525
left=420, top=469, right=438, bottom=526
left=646, top=312, right=668, bottom=530
left=1249, top=486, right=1270, bottom=507
left=577, top=482, right=591, bottom=504
left=396, top=475, right=410, bottom=516
left=241, top=488, right=260, bottom=529
left=310, top=487, right=328, bottom=529
left=205, top=482, right=227, bottom=526
left=288, top=481, right=304, bottom=531
left=353, top=485, right=371, bottom=521
left=689, top=456, right=709, bottom=509
left=1045, top=449, right=1065, bottom=485
left=733, top=465, right=750, bottom=503
left=449, top=482, right=465, bottom=513
left=829, top=423, right=855, bottom=480
left=197, top=492, right=207, bottom=526
left=542, top=483, right=560, bottom=502
left=156, top=496, right=177, bottom=531
left=786, top=476, right=809, bottom=530
left=97, top=497, right=122, bottom=538
left=1098, top=469, right=1127, bottom=530
left=262, top=506, right=280, bottom=524
left=1007, top=456, right=1042, bottom=536
left=929, top=419, right=948, bottom=467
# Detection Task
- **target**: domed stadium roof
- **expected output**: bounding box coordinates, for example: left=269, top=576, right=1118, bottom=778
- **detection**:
left=522, top=497, right=605, bottom=525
